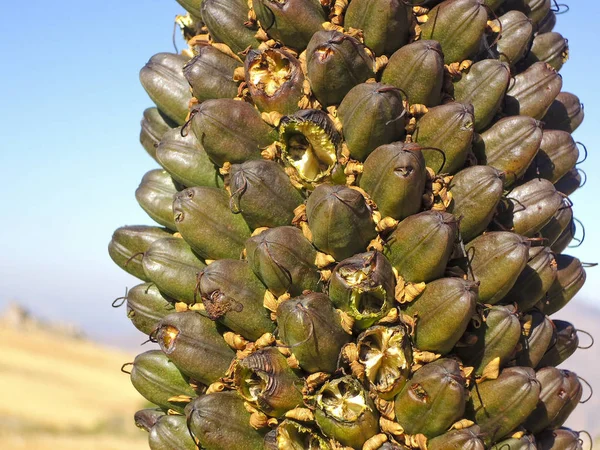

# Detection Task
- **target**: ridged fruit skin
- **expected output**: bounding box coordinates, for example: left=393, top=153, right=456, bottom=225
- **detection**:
left=381, top=40, right=444, bottom=106
left=305, top=31, right=374, bottom=107
left=472, top=115, right=543, bottom=186
left=140, top=107, right=176, bottom=161
left=130, top=350, right=198, bottom=414
left=276, top=293, right=350, bottom=373
left=537, top=255, right=586, bottom=315
left=514, top=311, right=555, bottom=368
left=447, top=166, right=504, bottom=242
left=328, top=252, right=394, bottom=330
left=183, top=45, right=241, bottom=102
left=156, top=127, right=223, bottom=189
left=360, top=143, right=427, bottom=221
left=135, top=169, right=179, bottom=231
left=404, top=278, right=478, bottom=354
left=542, top=92, right=585, bottom=133
left=108, top=225, right=172, bottom=281
left=383, top=211, right=458, bottom=283
left=554, top=168, right=583, bottom=197
left=427, top=426, right=485, bottom=450
left=419, top=0, right=488, bottom=64
left=539, top=198, right=573, bottom=247
left=465, top=232, right=530, bottom=304
left=135, top=408, right=165, bottom=432
left=306, top=184, right=376, bottom=261
left=456, top=304, right=522, bottom=376
left=394, top=358, right=467, bottom=438
left=186, top=391, right=267, bottom=450
left=139, top=53, right=192, bottom=125
left=197, top=259, right=274, bottom=340
left=200, top=0, right=260, bottom=54
left=344, top=0, right=411, bottom=56
left=314, top=376, right=379, bottom=449
left=190, top=98, right=276, bottom=166
left=229, top=160, right=304, bottom=229
left=142, top=237, right=206, bottom=305
left=173, top=186, right=251, bottom=260
left=412, top=102, right=474, bottom=174
left=245, top=226, right=321, bottom=296
left=338, top=83, right=407, bottom=162
left=467, top=366, right=541, bottom=445
left=524, top=32, right=569, bottom=72
left=453, top=59, right=511, bottom=132
left=125, top=283, right=174, bottom=335
left=493, top=11, right=534, bottom=67
left=502, top=246, right=558, bottom=312
left=536, top=428, right=584, bottom=450
left=148, top=414, right=197, bottom=450
left=524, top=367, right=582, bottom=433
left=526, top=130, right=579, bottom=183
left=537, top=320, right=579, bottom=368
left=490, top=434, right=538, bottom=450
left=156, top=311, right=235, bottom=385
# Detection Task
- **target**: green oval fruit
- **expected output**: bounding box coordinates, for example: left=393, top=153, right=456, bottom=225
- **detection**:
left=173, top=186, right=251, bottom=260
left=537, top=320, right=579, bottom=368
left=135, top=408, right=165, bottom=432
left=542, top=92, right=585, bottom=133
left=200, top=0, right=261, bottom=54
left=524, top=31, right=569, bottom=72
left=514, top=310, right=555, bottom=368
left=183, top=45, right=241, bottom=102
left=526, top=130, right=579, bottom=184
left=493, top=11, right=534, bottom=67
left=126, top=283, right=174, bottom=335
left=536, top=428, right=584, bottom=450
left=140, top=107, right=177, bottom=161
left=490, top=434, right=537, bottom=450
left=277, top=293, right=350, bottom=373
left=537, top=254, right=586, bottom=316
left=539, top=198, right=573, bottom=247
left=135, top=169, right=180, bottom=231
left=554, top=168, right=583, bottom=197
left=149, top=414, right=197, bottom=450
left=427, top=426, right=485, bottom=450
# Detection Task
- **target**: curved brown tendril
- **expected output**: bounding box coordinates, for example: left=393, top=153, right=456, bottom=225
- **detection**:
left=552, top=1, right=570, bottom=14
left=578, top=430, right=593, bottom=450
left=121, top=362, right=134, bottom=375
left=125, top=252, right=145, bottom=267
left=577, top=329, right=595, bottom=350
left=112, top=287, right=129, bottom=308
left=484, top=4, right=503, bottom=49
left=172, top=21, right=179, bottom=54
left=229, top=171, right=248, bottom=215
left=186, top=406, right=201, bottom=447
left=419, top=146, right=447, bottom=173
left=577, top=168, right=587, bottom=188
left=578, top=375, right=593, bottom=403
left=576, top=142, right=588, bottom=165
left=558, top=195, right=574, bottom=211
left=568, top=217, right=585, bottom=248
left=141, top=328, right=160, bottom=346
left=181, top=109, right=200, bottom=137
left=581, top=262, right=598, bottom=268
left=193, top=270, right=206, bottom=306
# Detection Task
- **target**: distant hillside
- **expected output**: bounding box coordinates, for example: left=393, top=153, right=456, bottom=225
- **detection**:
left=0, top=303, right=148, bottom=450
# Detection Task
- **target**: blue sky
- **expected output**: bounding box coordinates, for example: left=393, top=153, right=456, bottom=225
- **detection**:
left=0, top=1, right=598, bottom=347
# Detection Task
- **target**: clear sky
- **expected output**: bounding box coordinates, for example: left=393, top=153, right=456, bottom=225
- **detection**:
left=0, top=1, right=598, bottom=347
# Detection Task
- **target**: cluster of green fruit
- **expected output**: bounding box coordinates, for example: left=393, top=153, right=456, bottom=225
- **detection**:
left=109, top=0, right=593, bottom=449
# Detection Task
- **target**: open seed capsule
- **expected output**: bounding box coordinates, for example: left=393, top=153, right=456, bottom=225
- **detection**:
left=140, top=107, right=177, bottom=161
left=413, top=102, right=474, bottom=174
left=198, top=259, right=274, bottom=340
left=314, top=376, right=379, bottom=449
left=139, top=53, right=192, bottom=125
left=156, top=311, right=235, bottom=385
left=344, top=0, right=411, bottom=56
left=420, top=0, right=488, bottom=64
left=453, top=60, right=511, bottom=132
left=338, top=83, right=407, bottom=162
left=465, top=232, right=530, bottom=304
left=245, top=226, right=321, bottom=296
left=173, top=186, right=251, bottom=260
left=357, top=324, right=412, bottom=399
left=156, top=127, right=223, bottom=189
left=404, top=277, right=478, bottom=354
left=264, top=420, right=331, bottom=450
left=229, top=160, right=304, bottom=229
left=394, top=358, right=467, bottom=438
left=457, top=304, right=522, bottom=376
left=381, top=40, right=444, bottom=107
left=537, top=255, right=586, bottom=316
left=276, top=293, right=350, bottom=373
left=135, top=169, right=180, bottom=231
left=360, top=142, right=427, bottom=221
left=129, top=350, right=198, bottom=414
left=108, top=225, right=172, bottom=281
left=328, top=252, right=395, bottom=330
left=524, top=367, right=583, bottom=433
left=186, top=391, right=267, bottom=450
left=126, top=283, right=174, bottom=335
left=306, top=31, right=374, bottom=107
left=142, top=237, right=206, bottom=305
left=306, top=184, right=376, bottom=261
left=501, top=246, right=558, bottom=312
left=245, top=48, right=304, bottom=115
left=183, top=45, right=241, bottom=102
left=466, top=366, right=541, bottom=445
left=148, top=414, right=197, bottom=450
left=191, top=98, right=277, bottom=167
left=448, top=165, right=505, bottom=242
left=233, top=347, right=304, bottom=417
left=252, top=0, right=327, bottom=51
left=537, top=320, right=579, bottom=368
left=200, top=0, right=261, bottom=54
left=473, top=115, right=543, bottom=187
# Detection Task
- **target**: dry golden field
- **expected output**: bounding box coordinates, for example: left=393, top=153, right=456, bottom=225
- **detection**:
left=0, top=321, right=148, bottom=450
